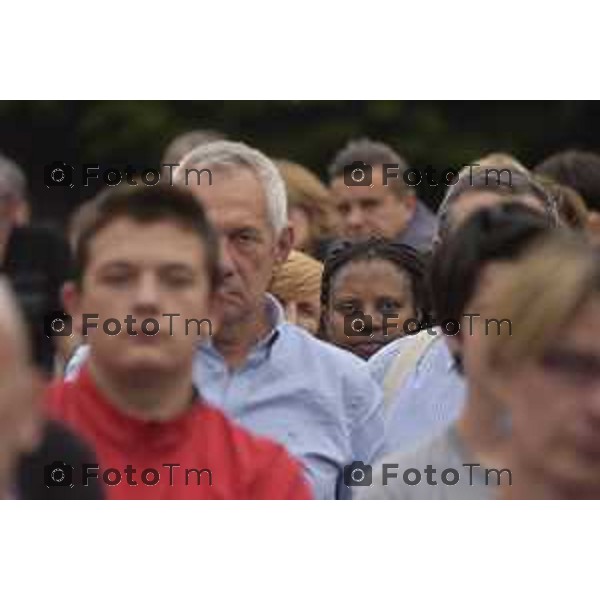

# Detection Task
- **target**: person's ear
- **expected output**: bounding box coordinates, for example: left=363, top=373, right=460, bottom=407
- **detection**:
left=61, top=282, right=82, bottom=321
left=274, top=224, right=293, bottom=267
left=587, top=211, right=600, bottom=246
left=399, top=192, right=417, bottom=216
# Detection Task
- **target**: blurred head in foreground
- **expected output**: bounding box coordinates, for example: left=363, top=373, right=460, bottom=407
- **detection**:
left=63, top=184, right=220, bottom=389
left=479, top=233, right=600, bottom=498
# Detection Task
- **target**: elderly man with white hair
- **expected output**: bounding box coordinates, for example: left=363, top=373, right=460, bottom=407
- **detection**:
left=67, top=141, right=384, bottom=499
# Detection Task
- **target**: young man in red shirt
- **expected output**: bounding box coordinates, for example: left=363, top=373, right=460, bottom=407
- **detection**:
left=46, top=184, right=311, bottom=499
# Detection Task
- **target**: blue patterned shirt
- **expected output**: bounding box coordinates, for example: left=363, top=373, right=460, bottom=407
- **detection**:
left=368, top=332, right=465, bottom=455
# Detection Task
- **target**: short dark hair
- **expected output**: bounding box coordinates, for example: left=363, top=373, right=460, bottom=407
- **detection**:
left=328, top=138, right=412, bottom=198
left=0, top=152, right=27, bottom=199
left=436, top=167, right=558, bottom=241
left=73, top=184, right=220, bottom=289
left=430, top=202, right=554, bottom=330
left=534, top=150, right=600, bottom=212
left=319, top=237, right=430, bottom=334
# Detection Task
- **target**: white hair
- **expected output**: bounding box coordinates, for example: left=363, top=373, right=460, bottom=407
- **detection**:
left=174, top=141, right=288, bottom=233
left=0, top=154, right=27, bottom=199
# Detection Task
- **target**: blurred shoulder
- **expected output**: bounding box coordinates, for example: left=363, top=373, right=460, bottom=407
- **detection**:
left=356, top=429, right=453, bottom=500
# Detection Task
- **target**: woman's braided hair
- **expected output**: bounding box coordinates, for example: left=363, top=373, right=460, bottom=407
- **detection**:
left=318, top=237, right=430, bottom=337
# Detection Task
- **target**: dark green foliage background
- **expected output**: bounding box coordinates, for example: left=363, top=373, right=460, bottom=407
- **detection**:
left=1, top=100, right=598, bottom=227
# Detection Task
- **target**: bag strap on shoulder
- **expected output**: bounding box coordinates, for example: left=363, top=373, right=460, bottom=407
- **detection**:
left=382, top=330, right=438, bottom=412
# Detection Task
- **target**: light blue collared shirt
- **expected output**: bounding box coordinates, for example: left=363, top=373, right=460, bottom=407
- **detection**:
left=65, top=295, right=384, bottom=499
left=368, top=331, right=465, bottom=455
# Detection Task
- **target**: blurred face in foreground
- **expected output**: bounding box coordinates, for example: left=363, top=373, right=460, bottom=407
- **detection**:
left=324, top=258, right=416, bottom=359
left=460, top=275, right=600, bottom=496
left=499, top=295, right=600, bottom=495
left=65, top=218, right=215, bottom=379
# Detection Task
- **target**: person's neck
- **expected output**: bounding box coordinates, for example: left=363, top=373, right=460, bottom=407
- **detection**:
left=456, top=387, right=509, bottom=468
left=88, top=359, right=195, bottom=422
left=213, top=300, right=273, bottom=370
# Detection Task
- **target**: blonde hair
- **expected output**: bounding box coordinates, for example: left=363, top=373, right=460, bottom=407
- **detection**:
left=276, top=160, right=339, bottom=252
left=487, top=232, right=600, bottom=366
left=269, top=250, right=323, bottom=305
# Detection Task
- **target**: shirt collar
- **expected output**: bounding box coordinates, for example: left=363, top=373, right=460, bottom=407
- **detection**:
left=264, top=292, right=286, bottom=329
left=201, top=293, right=285, bottom=364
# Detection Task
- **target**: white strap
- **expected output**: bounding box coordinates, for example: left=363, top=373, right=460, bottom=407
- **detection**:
left=382, top=330, right=438, bottom=412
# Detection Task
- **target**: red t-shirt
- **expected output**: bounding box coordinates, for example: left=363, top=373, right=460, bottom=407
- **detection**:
left=45, top=368, right=312, bottom=500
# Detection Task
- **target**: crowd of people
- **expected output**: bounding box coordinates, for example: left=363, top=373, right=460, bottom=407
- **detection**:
left=0, top=131, right=599, bottom=499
